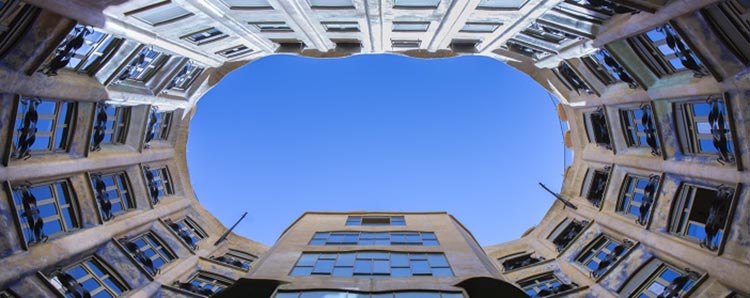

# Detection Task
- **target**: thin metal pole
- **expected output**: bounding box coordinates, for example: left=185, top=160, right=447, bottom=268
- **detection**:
left=539, top=182, right=577, bottom=210
left=214, top=212, right=248, bottom=246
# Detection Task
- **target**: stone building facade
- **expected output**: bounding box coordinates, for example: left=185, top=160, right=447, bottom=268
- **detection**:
left=0, top=0, right=749, bottom=297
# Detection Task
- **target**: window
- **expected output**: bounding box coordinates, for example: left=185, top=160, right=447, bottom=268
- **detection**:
left=90, top=103, right=130, bottom=151
left=620, top=259, right=700, bottom=298
left=702, top=0, right=750, bottom=64
left=499, top=253, right=545, bottom=272
left=47, top=258, right=127, bottom=298
left=251, top=22, right=293, bottom=32
left=476, top=0, right=526, bottom=9
left=115, top=46, right=168, bottom=83
left=518, top=273, right=577, bottom=297
left=309, top=0, right=354, bottom=8
left=11, top=98, right=75, bottom=160
left=119, top=232, right=175, bottom=275
left=674, top=97, right=736, bottom=164
left=216, top=45, right=253, bottom=58
left=554, top=62, right=594, bottom=95
left=127, top=1, right=193, bottom=26
left=521, top=23, right=578, bottom=45
left=182, top=28, right=227, bottom=45
left=11, top=180, right=78, bottom=246
left=0, top=290, right=17, bottom=298
left=290, top=252, right=453, bottom=277
left=144, top=108, right=173, bottom=147
left=49, top=24, right=121, bottom=75
left=90, top=172, right=134, bottom=221
left=166, top=217, right=207, bottom=250
left=392, top=39, right=421, bottom=48
left=581, top=167, right=610, bottom=208
left=618, top=174, right=660, bottom=226
left=322, top=22, right=360, bottom=32
left=620, top=105, right=660, bottom=155
left=583, top=108, right=612, bottom=149
left=548, top=218, right=588, bottom=252
left=346, top=216, right=406, bottom=226
left=0, top=1, right=37, bottom=58
left=392, top=22, right=430, bottom=32
left=275, top=291, right=463, bottom=298
left=166, top=61, right=203, bottom=91
left=175, top=272, right=232, bottom=296
left=582, top=49, right=638, bottom=88
left=310, top=231, right=439, bottom=246
left=669, top=183, right=735, bottom=251
left=504, top=39, right=551, bottom=60
left=576, top=235, right=633, bottom=278
left=222, top=0, right=272, bottom=9
left=213, top=249, right=257, bottom=270
left=450, top=40, right=480, bottom=53
left=394, top=0, right=440, bottom=8
left=144, top=166, right=174, bottom=204
left=460, top=22, right=501, bottom=33
left=551, top=0, right=637, bottom=23
left=628, top=24, right=707, bottom=77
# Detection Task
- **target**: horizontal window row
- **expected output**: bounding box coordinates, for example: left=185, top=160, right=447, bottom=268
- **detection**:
left=310, top=231, right=438, bottom=246
left=7, top=167, right=174, bottom=247
left=275, top=291, right=464, bottom=298
left=581, top=96, right=737, bottom=167
left=346, top=216, right=405, bottom=226
left=578, top=167, right=739, bottom=252
left=290, top=251, right=453, bottom=277
left=10, top=97, right=176, bottom=161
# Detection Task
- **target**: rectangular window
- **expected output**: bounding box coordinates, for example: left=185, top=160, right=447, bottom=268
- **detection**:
left=702, top=0, right=750, bottom=64
left=394, top=0, right=440, bottom=8
left=0, top=290, right=17, bottom=298
left=290, top=252, right=452, bottom=277
left=217, top=45, right=253, bottom=58
left=90, top=172, right=134, bottom=221
left=309, top=0, right=354, bottom=8
left=553, top=62, right=594, bottom=95
left=521, top=23, right=577, bottom=45
left=391, top=39, right=421, bottom=48
left=310, top=231, right=438, bottom=246
left=182, top=28, right=227, bottom=45
left=11, top=98, right=75, bottom=159
left=47, top=258, right=127, bottom=298
left=346, top=216, right=406, bottom=226
left=222, top=0, right=272, bottom=9
left=392, top=22, right=430, bottom=32
left=460, top=22, right=501, bottom=33
left=11, top=180, right=78, bottom=246
left=499, top=252, right=544, bottom=272
left=518, top=273, right=576, bottom=297
left=618, top=174, right=660, bottom=226
left=628, top=24, right=707, bottom=77
left=144, top=166, right=174, bottom=204
left=620, top=258, right=699, bottom=298
left=144, top=109, right=173, bottom=147
left=548, top=218, right=588, bottom=252
left=669, top=183, right=735, bottom=251
left=322, top=22, right=360, bottom=32
left=576, top=235, right=633, bottom=278
left=251, top=22, right=293, bottom=32
left=166, top=217, right=207, bottom=250
left=583, top=108, right=612, bottom=149
left=181, top=272, right=232, bottom=296
left=56, top=24, right=121, bottom=74
left=674, top=97, right=735, bottom=164
left=119, top=232, right=175, bottom=275
left=118, top=47, right=169, bottom=83
left=275, top=291, right=463, bottom=298
left=90, top=103, right=130, bottom=151
left=620, top=105, right=660, bottom=155
left=580, top=167, right=610, bottom=208
left=582, top=49, right=638, bottom=88
left=127, top=1, right=193, bottom=26
left=476, top=0, right=526, bottom=9
left=213, top=249, right=257, bottom=270
left=504, top=39, right=551, bottom=60
left=167, top=61, right=203, bottom=91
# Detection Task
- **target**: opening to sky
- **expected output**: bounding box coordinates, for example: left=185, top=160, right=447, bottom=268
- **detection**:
left=187, top=54, right=566, bottom=246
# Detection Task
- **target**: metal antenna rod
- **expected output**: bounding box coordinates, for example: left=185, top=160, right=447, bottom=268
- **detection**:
left=539, top=182, right=578, bottom=210
left=214, top=212, right=248, bottom=246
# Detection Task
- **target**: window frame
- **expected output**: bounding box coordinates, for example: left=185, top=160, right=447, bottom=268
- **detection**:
left=165, top=217, right=208, bottom=250
left=391, top=39, right=421, bottom=48
left=672, top=95, right=739, bottom=166
left=221, top=0, right=273, bottom=10
left=322, top=21, right=360, bottom=32
left=117, top=231, right=176, bottom=276
left=475, top=0, right=527, bottom=10
left=166, top=60, right=204, bottom=92
left=290, top=251, right=453, bottom=277
left=185, top=271, right=234, bottom=295
left=517, top=272, right=577, bottom=297
left=619, top=103, right=662, bottom=156
left=392, top=21, right=431, bottom=32
left=181, top=27, right=228, bottom=45
left=618, top=258, right=703, bottom=298
left=393, top=0, right=441, bottom=9
left=216, top=44, right=254, bottom=59
left=7, top=179, right=80, bottom=249
left=125, top=1, right=194, bottom=27
left=89, top=103, right=131, bottom=152
left=309, top=231, right=439, bottom=246
left=580, top=166, right=612, bottom=209
left=212, top=249, right=257, bottom=270
left=627, top=22, right=708, bottom=78
left=308, top=0, right=355, bottom=9
left=617, top=173, right=662, bottom=227
left=44, top=257, right=128, bottom=298
left=88, top=171, right=136, bottom=222
left=459, top=22, right=502, bottom=33
left=701, top=0, right=750, bottom=65
left=497, top=251, right=546, bottom=273
left=346, top=216, right=406, bottom=226
left=52, top=24, right=123, bottom=76
left=250, top=22, right=294, bottom=33
left=10, top=97, right=76, bottom=160
left=583, top=107, right=613, bottom=150
left=143, top=165, right=175, bottom=205
left=547, top=217, right=590, bottom=254
left=575, top=234, right=634, bottom=280
left=668, top=182, right=739, bottom=254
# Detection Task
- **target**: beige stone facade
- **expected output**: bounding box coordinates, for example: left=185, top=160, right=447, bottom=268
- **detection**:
left=1, top=0, right=749, bottom=297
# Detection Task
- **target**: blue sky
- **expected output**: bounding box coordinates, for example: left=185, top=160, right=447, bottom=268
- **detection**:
left=187, top=54, right=565, bottom=246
